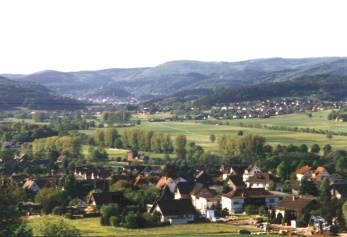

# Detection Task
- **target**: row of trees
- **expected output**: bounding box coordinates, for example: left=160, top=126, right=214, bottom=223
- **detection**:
left=31, top=136, right=82, bottom=158
left=100, top=110, right=131, bottom=126
left=217, top=134, right=266, bottom=164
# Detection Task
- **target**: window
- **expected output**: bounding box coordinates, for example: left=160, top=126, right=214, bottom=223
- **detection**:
left=233, top=201, right=240, bottom=205
left=269, top=199, right=275, bottom=203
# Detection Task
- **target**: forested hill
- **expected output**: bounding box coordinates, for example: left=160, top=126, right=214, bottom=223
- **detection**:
left=0, top=76, right=85, bottom=110
left=193, top=74, right=347, bottom=107
left=3, top=57, right=347, bottom=100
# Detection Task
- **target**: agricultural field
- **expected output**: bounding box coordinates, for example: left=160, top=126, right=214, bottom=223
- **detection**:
left=125, top=110, right=347, bottom=154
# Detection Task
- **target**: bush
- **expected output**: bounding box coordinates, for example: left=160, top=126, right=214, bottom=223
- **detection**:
left=124, top=212, right=139, bottom=229
left=52, top=206, right=64, bottom=216
left=35, top=217, right=81, bottom=237
left=99, top=204, right=119, bottom=226
left=110, top=216, right=121, bottom=227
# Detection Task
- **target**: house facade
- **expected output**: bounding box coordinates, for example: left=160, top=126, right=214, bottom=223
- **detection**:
left=243, top=165, right=262, bottom=182
left=246, top=172, right=283, bottom=192
left=149, top=199, right=195, bottom=224
left=221, top=188, right=279, bottom=214
left=190, top=183, right=214, bottom=209
left=275, top=195, right=316, bottom=220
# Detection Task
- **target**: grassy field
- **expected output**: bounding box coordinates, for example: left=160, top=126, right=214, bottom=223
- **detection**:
left=78, top=110, right=347, bottom=160
left=26, top=216, right=261, bottom=236
left=125, top=110, right=347, bottom=153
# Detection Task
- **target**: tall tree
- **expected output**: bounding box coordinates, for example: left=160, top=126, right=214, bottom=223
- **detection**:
left=104, top=128, right=119, bottom=148
left=310, top=144, right=320, bottom=154
left=94, top=129, right=105, bottom=147
left=174, top=135, right=187, bottom=159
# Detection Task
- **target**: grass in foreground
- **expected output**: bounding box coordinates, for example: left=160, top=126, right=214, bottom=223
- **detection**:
left=26, top=216, right=260, bottom=236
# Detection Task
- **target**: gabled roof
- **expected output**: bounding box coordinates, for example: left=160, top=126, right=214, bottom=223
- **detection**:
left=275, top=195, right=315, bottom=211
left=296, top=165, right=312, bottom=175
left=247, top=173, right=281, bottom=183
left=10, top=173, right=30, bottom=186
left=228, top=175, right=246, bottom=188
left=150, top=199, right=196, bottom=216
left=129, top=175, right=148, bottom=186
left=313, top=166, right=328, bottom=177
left=156, top=176, right=174, bottom=189
left=89, top=191, right=128, bottom=207
left=244, top=164, right=261, bottom=174
left=176, top=181, right=195, bottom=195
left=230, top=166, right=248, bottom=176
left=330, top=183, right=347, bottom=196
left=222, top=188, right=276, bottom=199
left=32, top=176, right=60, bottom=189
left=190, top=183, right=204, bottom=195
left=22, top=180, right=38, bottom=190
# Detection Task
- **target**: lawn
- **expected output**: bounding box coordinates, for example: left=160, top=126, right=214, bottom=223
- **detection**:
left=26, top=216, right=260, bottom=236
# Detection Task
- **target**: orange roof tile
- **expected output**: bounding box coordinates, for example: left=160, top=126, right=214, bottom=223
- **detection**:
left=295, top=165, right=312, bottom=175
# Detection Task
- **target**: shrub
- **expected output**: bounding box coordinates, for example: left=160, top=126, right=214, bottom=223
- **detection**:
left=110, top=216, right=121, bottom=227
left=53, top=206, right=64, bottom=216
left=35, top=217, right=81, bottom=237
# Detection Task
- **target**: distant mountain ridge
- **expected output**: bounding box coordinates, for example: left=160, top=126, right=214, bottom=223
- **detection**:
left=2, top=57, right=347, bottom=101
left=0, top=76, right=85, bottom=110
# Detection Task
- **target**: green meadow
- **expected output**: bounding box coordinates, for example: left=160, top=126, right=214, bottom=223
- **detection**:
left=122, top=110, right=347, bottom=154
left=79, top=110, right=347, bottom=159
left=26, top=216, right=260, bottom=236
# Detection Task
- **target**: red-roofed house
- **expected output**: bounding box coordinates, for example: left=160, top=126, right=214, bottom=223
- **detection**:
left=311, top=166, right=330, bottom=181
left=296, top=165, right=313, bottom=181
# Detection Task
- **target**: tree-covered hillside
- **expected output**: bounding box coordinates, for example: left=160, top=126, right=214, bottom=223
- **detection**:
left=0, top=76, right=85, bottom=110
left=194, top=74, right=347, bottom=107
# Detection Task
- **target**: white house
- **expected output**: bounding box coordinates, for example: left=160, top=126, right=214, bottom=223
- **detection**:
left=222, top=188, right=279, bottom=214
left=243, top=165, right=262, bottom=182
left=149, top=199, right=195, bottom=224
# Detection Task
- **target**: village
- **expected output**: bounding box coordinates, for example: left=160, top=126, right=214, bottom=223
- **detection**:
left=2, top=148, right=346, bottom=235
left=140, top=98, right=347, bottom=122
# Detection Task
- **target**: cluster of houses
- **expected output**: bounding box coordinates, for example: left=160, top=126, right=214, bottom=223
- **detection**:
left=148, top=164, right=347, bottom=225
left=4, top=152, right=347, bottom=225
left=210, top=99, right=334, bottom=120
left=138, top=99, right=347, bottom=122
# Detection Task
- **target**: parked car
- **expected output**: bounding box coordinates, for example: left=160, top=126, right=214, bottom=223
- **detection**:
left=211, top=217, right=223, bottom=222
left=323, top=225, right=338, bottom=233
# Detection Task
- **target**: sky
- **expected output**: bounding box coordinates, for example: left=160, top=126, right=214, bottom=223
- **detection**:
left=1, top=0, right=347, bottom=74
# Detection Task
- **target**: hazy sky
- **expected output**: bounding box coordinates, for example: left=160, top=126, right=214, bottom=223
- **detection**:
left=1, top=0, right=346, bottom=74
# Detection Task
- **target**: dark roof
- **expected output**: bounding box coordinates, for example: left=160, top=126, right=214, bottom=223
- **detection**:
left=10, top=174, right=30, bottom=186
left=195, top=171, right=212, bottom=184
left=32, top=176, right=60, bottom=188
left=90, top=191, right=129, bottom=207
left=275, top=195, right=315, bottom=211
left=150, top=199, right=196, bottom=215
left=223, top=188, right=276, bottom=199
left=290, top=180, right=300, bottom=191
left=230, top=166, right=248, bottom=176
left=190, top=183, right=204, bottom=195
left=247, top=173, right=281, bottom=183
left=330, top=183, right=347, bottom=196
left=228, top=175, right=246, bottom=188
left=176, top=181, right=195, bottom=194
